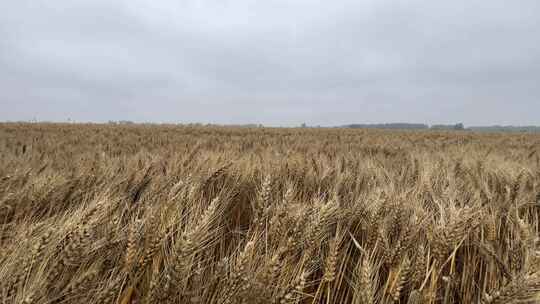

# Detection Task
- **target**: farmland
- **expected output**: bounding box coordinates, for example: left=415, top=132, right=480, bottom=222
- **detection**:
left=1, top=123, right=539, bottom=303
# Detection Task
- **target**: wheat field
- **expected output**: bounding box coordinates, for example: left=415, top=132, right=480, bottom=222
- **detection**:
left=0, top=123, right=539, bottom=304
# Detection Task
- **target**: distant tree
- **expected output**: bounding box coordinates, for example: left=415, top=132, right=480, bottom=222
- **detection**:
left=454, top=123, right=464, bottom=130
left=301, top=123, right=307, bottom=128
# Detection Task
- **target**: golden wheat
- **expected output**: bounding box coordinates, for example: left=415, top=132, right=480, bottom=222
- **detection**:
left=0, top=123, right=539, bottom=303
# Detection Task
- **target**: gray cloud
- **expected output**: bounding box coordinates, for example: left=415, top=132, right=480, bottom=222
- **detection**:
left=1, top=0, right=539, bottom=126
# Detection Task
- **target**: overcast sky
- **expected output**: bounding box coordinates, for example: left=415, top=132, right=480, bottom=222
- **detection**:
left=1, top=0, right=539, bottom=126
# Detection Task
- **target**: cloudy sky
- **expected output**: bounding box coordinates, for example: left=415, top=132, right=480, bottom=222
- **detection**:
left=1, top=0, right=539, bottom=126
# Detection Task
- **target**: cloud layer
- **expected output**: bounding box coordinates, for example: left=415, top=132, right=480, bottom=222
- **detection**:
left=1, top=0, right=539, bottom=126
